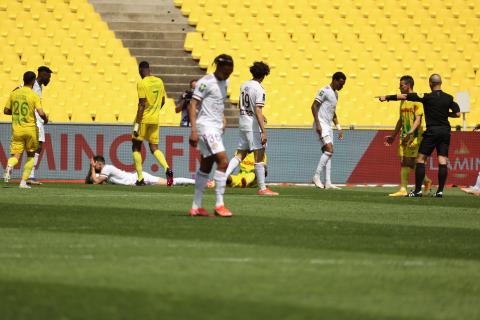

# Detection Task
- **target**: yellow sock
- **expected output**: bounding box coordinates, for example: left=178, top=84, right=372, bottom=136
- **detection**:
left=153, top=150, right=169, bottom=171
left=400, top=167, right=410, bottom=189
left=132, top=151, right=143, bottom=181
left=7, top=157, right=18, bottom=168
left=21, top=157, right=34, bottom=181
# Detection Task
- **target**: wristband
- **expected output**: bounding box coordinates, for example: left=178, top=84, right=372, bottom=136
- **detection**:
left=336, top=124, right=342, bottom=130
left=133, top=123, right=139, bottom=132
left=386, top=95, right=397, bottom=101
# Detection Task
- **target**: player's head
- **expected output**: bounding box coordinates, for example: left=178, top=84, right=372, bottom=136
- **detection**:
left=331, top=72, right=346, bottom=91
left=399, top=75, right=414, bottom=94
left=213, top=54, right=234, bottom=81
left=429, top=74, right=442, bottom=90
left=92, top=155, right=105, bottom=173
left=190, top=79, right=197, bottom=90
left=37, top=66, right=52, bottom=86
left=138, top=61, right=150, bottom=78
left=23, top=71, right=36, bottom=87
left=250, top=61, right=270, bottom=82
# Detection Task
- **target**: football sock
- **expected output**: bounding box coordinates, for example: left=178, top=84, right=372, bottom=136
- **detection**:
left=173, top=177, right=195, bottom=185
left=401, top=167, right=410, bottom=189
left=438, top=164, right=448, bottom=193
left=7, top=157, right=18, bottom=168
left=214, top=170, right=227, bottom=207
left=325, top=157, right=332, bottom=185
left=192, top=171, right=209, bottom=209
left=315, top=152, right=332, bottom=178
left=254, top=162, right=266, bottom=190
left=21, top=157, right=34, bottom=181
left=423, top=174, right=432, bottom=184
left=414, top=163, right=426, bottom=193
left=225, top=156, right=241, bottom=177
left=474, top=172, right=480, bottom=189
left=132, top=151, right=144, bottom=181
left=28, top=153, right=39, bottom=179
left=153, top=150, right=169, bottom=171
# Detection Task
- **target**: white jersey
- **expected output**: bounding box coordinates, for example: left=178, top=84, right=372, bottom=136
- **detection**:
left=315, top=85, right=338, bottom=127
left=193, top=74, right=228, bottom=130
left=32, top=80, right=45, bottom=126
left=100, top=164, right=137, bottom=186
left=238, top=80, right=265, bottom=132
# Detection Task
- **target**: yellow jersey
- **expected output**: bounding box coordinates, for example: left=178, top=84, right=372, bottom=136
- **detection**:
left=239, top=152, right=267, bottom=173
left=399, top=100, right=424, bottom=140
left=137, top=76, right=166, bottom=124
left=4, top=86, right=42, bottom=131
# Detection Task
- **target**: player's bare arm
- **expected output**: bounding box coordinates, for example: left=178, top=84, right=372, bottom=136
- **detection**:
left=474, top=124, right=480, bottom=131
left=311, top=100, right=322, bottom=137
left=89, top=159, right=107, bottom=185
left=36, top=108, right=49, bottom=125
left=188, top=98, right=200, bottom=147
left=385, top=118, right=402, bottom=146
left=133, top=98, right=146, bottom=137
left=333, top=112, right=343, bottom=140
left=403, top=115, right=423, bottom=144
left=4, top=107, right=12, bottom=115
left=255, top=105, right=267, bottom=145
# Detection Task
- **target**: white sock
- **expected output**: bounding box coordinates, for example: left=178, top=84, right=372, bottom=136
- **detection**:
left=214, top=170, right=227, bottom=207
left=225, top=156, right=241, bottom=177
left=325, top=156, right=332, bottom=185
left=20, top=180, right=27, bottom=186
left=255, top=162, right=266, bottom=190
left=28, top=153, right=39, bottom=179
left=192, top=171, right=209, bottom=209
left=314, top=152, right=332, bottom=181
left=173, top=177, right=195, bottom=186
left=474, top=172, right=480, bottom=189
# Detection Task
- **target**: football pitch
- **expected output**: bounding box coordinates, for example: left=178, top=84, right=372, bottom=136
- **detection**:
left=1, top=184, right=479, bottom=320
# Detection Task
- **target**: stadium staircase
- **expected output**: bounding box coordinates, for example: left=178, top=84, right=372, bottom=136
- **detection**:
left=90, top=0, right=239, bottom=126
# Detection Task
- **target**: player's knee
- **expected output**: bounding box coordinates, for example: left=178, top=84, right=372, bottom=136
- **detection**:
left=149, top=144, right=158, bottom=153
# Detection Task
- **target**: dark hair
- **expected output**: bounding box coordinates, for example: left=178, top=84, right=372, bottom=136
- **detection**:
left=400, top=75, right=414, bottom=88
left=189, top=79, right=197, bottom=86
left=38, top=66, right=52, bottom=74
left=250, top=61, right=270, bottom=79
left=139, top=61, right=150, bottom=69
left=214, top=54, right=234, bottom=67
left=93, top=155, right=105, bottom=163
left=332, top=71, right=346, bottom=81
left=23, top=71, right=36, bottom=84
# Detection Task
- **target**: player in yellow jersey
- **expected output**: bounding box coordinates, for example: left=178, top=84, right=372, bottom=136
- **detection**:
left=384, top=76, right=432, bottom=196
left=132, top=61, right=173, bottom=186
left=3, top=71, right=48, bottom=188
left=227, top=151, right=267, bottom=188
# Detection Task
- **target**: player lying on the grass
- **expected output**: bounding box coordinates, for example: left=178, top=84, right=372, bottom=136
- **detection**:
left=3, top=71, right=49, bottom=189
left=311, top=72, right=346, bottom=189
left=227, top=151, right=267, bottom=188
left=384, top=75, right=432, bottom=197
left=461, top=124, right=480, bottom=195
left=86, top=155, right=210, bottom=187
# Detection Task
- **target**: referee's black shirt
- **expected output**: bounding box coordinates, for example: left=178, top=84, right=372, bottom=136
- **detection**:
left=406, top=90, right=460, bottom=129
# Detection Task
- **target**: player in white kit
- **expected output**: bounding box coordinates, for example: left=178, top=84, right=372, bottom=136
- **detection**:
left=188, top=54, right=234, bottom=217
left=27, top=66, right=52, bottom=185
left=311, top=72, right=346, bottom=189
left=225, top=61, right=278, bottom=196
left=87, top=155, right=204, bottom=186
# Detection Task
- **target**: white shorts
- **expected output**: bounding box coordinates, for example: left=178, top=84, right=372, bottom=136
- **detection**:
left=237, top=131, right=263, bottom=151
left=143, top=172, right=160, bottom=185
left=319, top=125, right=333, bottom=146
left=37, top=122, right=45, bottom=142
left=198, top=127, right=225, bottom=157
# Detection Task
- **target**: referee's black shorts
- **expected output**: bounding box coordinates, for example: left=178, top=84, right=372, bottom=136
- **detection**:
left=418, top=127, right=451, bottom=157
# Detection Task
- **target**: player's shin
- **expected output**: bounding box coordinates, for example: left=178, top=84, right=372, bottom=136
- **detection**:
left=28, top=153, right=39, bottom=179
left=192, top=171, right=209, bottom=209
left=173, top=178, right=195, bottom=186
left=153, top=150, right=169, bottom=171
left=325, top=157, right=332, bottom=185
left=132, top=151, right=144, bottom=181
left=437, top=164, right=448, bottom=193
left=21, top=157, right=35, bottom=183
left=314, top=152, right=332, bottom=179
left=400, top=167, right=410, bottom=189
left=474, top=172, right=480, bottom=189
left=414, top=163, right=426, bottom=193
left=225, top=156, right=241, bottom=177
left=214, top=170, right=227, bottom=207
left=254, top=162, right=266, bottom=190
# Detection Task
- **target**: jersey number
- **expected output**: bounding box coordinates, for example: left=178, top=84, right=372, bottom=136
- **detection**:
left=240, top=92, right=254, bottom=116
left=12, top=101, right=29, bottom=124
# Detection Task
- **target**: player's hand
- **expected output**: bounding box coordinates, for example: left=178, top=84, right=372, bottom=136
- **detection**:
left=189, top=130, right=198, bottom=147
left=261, top=132, right=267, bottom=145
left=403, top=132, right=412, bottom=144
left=384, top=135, right=395, bottom=146
left=377, top=96, right=387, bottom=102
left=474, top=124, right=480, bottom=131
left=338, top=130, right=344, bottom=140
left=90, top=158, right=95, bottom=167
left=316, top=127, right=322, bottom=138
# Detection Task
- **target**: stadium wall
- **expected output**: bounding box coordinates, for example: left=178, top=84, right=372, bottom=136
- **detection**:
left=0, top=124, right=479, bottom=185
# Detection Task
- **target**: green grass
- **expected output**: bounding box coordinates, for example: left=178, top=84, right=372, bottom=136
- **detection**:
left=1, top=183, right=480, bottom=320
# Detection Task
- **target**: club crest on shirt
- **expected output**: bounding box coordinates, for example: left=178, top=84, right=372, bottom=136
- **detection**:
left=199, top=84, right=206, bottom=92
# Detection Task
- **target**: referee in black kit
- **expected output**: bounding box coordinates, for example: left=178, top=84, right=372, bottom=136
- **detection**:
left=378, top=74, right=461, bottom=197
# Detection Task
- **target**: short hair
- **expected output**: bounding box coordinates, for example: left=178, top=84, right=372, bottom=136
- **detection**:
left=37, top=66, right=52, bottom=74
left=23, top=71, right=36, bottom=84
left=93, top=155, right=105, bottom=163
left=213, top=54, right=234, bottom=67
left=332, top=72, right=346, bottom=81
left=189, top=79, right=197, bottom=86
left=400, top=75, right=414, bottom=88
left=250, top=61, right=270, bottom=79
left=139, top=61, right=150, bottom=69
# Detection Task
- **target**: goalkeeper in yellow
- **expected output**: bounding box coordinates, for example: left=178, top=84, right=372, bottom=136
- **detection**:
left=132, top=61, right=173, bottom=186
left=3, top=71, right=48, bottom=188
left=227, top=152, right=267, bottom=188
left=384, top=75, right=432, bottom=196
